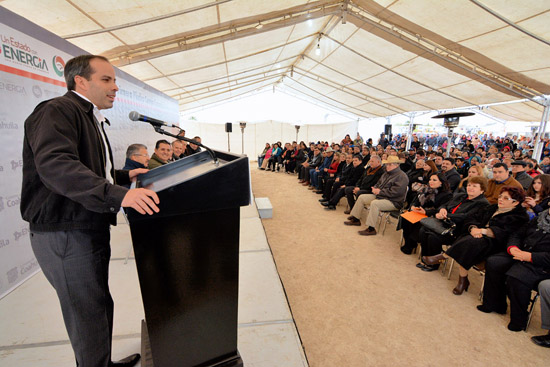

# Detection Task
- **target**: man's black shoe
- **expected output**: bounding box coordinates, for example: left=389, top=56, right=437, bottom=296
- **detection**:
left=111, top=353, right=141, bottom=367
left=319, top=198, right=328, bottom=202
left=324, top=205, right=336, bottom=210
left=320, top=202, right=330, bottom=207
left=531, top=332, right=550, bottom=348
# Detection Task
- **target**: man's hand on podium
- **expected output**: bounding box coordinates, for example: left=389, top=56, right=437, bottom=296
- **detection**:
left=122, top=188, right=160, bottom=215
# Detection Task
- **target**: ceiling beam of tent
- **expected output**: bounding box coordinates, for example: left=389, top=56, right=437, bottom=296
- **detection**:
left=283, top=83, right=372, bottom=118
left=292, top=68, right=405, bottom=115
left=287, top=78, right=381, bottom=117
left=175, top=73, right=285, bottom=104
left=469, top=0, right=550, bottom=47
left=322, top=34, right=477, bottom=107
left=301, top=54, right=434, bottom=111
left=161, top=56, right=298, bottom=93
left=170, top=67, right=290, bottom=99
left=277, top=88, right=361, bottom=120
left=62, top=0, right=236, bottom=39
left=349, top=0, right=547, bottom=103
left=138, top=33, right=314, bottom=81
left=106, top=0, right=342, bottom=66
left=278, top=11, right=341, bottom=85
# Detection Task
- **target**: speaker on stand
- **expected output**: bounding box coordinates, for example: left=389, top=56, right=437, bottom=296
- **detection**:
left=225, top=122, right=232, bottom=151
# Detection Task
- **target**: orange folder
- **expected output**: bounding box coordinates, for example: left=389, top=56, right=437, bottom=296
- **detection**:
left=400, top=210, right=427, bottom=224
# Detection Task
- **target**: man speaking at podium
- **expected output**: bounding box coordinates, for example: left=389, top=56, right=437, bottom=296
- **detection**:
left=20, top=55, right=160, bottom=367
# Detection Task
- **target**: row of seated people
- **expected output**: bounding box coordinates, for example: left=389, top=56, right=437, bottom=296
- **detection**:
left=285, top=142, right=550, bottom=342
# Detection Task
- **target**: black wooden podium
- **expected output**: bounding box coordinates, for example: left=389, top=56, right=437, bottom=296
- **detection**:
left=126, top=150, right=250, bottom=367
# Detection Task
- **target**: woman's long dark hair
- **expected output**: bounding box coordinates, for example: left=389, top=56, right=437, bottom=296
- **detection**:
left=526, top=174, right=550, bottom=201
left=430, top=172, right=451, bottom=192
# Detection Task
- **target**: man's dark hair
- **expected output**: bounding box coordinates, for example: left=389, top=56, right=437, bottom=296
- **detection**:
left=353, top=154, right=362, bottom=160
left=416, top=149, right=426, bottom=157
left=125, top=143, right=147, bottom=159
left=435, top=153, right=444, bottom=158
left=493, top=162, right=508, bottom=171
left=155, top=139, right=170, bottom=149
left=64, top=55, right=110, bottom=91
left=443, top=157, right=455, bottom=165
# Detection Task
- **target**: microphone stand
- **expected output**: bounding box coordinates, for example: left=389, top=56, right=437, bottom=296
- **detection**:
left=152, top=126, right=219, bottom=166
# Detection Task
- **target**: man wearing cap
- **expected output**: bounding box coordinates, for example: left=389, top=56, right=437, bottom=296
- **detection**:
left=344, top=155, right=409, bottom=236
left=511, top=160, right=533, bottom=190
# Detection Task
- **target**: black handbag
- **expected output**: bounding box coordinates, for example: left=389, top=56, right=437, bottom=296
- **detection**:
left=420, top=217, right=456, bottom=236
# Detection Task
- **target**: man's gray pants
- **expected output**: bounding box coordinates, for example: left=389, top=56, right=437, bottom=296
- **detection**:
left=31, top=228, right=113, bottom=367
left=539, top=279, right=550, bottom=330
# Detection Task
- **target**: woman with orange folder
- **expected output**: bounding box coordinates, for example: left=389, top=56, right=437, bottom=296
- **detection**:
left=400, top=172, right=453, bottom=254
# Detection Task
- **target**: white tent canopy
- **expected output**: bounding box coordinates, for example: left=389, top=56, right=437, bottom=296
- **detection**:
left=3, top=0, right=549, bottom=122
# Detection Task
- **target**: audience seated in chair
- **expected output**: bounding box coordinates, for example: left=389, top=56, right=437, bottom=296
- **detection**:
left=298, top=146, right=322, bottom=184
left=321, top=154, right=365, bottom=210
left=423, top=186, right=529, bottom=295
left=308, top=148, right=334, bottom=190
left=266, top=143, right=282, bottom=171
left=484, top=163, right=523, bottom=204
left=522, top=174, right=550, bottom=218
left=400, top=172, right=453, bottom=254
left=476, top=211, right=550, bottom=331
left=344, top=155, right=384, bottom=215
left=148, top=139, right=171, bottom=169
left=318, top=152, right=346, bottom=195
left=416, top=176, right=489, bottom=272
left=531, top=280, right=550, bottom=347
left=344, top=156, right=409, bottom=236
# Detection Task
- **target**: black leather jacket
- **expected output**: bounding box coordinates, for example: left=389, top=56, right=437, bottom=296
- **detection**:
left=21, top=92, right=130, bottom=231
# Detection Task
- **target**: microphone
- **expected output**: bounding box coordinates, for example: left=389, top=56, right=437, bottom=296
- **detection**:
left=128, top=111, right=179, bottom=129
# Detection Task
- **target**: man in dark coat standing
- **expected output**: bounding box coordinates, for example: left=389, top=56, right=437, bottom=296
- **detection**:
left=21, top=55, right=159, bottom=367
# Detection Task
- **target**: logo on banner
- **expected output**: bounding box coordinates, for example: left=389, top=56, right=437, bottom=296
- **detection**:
left=11, top=159, right=23, bottom=171
left=32, top=85, right=42, bottom=98
left=0, top=81, right=27, bottom=95
left=1, top=34, right=49, bottom=73
left=3, top=195, right=21, bottom=210
left=21, top=259, right=39, bottom=276
left=14, top=226, right=29, bottom=242
left=52, top=56, right=65, bottom=77
left=0, top=238, right=9, bottom=249
left=7, top=267, right=18, bottom=284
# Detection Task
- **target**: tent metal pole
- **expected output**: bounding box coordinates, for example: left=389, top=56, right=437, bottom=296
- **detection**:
left=405, top=112, right=416, bottom=150
left=533, top=97, right=550, bottom=160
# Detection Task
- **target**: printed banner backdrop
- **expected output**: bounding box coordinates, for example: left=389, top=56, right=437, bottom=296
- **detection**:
left=0, top=8, right=179, bottom=299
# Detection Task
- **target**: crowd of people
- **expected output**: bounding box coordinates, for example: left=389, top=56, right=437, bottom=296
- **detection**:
left=258, top=131, right=550, bottom=348
left=123, top=131, right=202, bottom=172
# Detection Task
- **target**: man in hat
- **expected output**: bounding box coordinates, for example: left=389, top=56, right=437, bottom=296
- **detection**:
left=344, top=156, right=409, bottom=236
left=511, top=160, right=533, bottom=190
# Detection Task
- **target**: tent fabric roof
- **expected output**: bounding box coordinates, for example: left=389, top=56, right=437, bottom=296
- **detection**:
left=3, top=0, right=549, bottom=121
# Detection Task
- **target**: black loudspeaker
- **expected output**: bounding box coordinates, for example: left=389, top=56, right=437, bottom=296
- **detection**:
left=384, top=124, right=392, bottom=135
left=225, top=122, right=232, bottom=133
